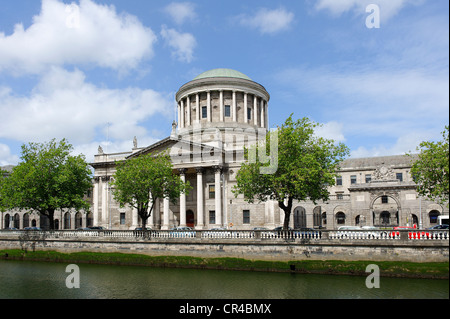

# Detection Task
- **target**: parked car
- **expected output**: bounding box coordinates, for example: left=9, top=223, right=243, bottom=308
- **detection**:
left=429, top=224, right=449, bottom=230
left=87, top=226, right=105, bottom=230
left=134, top=227, right=152, bottom=231
left=170, top=226, right=195, bottom=238
left=337, top=226, right=362, bottom=230
left=24, top=227, right=42, bottom=231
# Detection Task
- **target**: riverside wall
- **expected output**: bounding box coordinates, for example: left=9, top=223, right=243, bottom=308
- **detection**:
left=0, top=229, right=448, bottom=263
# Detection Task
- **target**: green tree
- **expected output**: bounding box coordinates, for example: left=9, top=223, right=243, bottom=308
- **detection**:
left=1, top=139, right=92, bottom=229
left=232, top=115, right=350, bottom=229
left=409, top=126, right=449, bottom=206
left=111, top=152, right=190, bottom=230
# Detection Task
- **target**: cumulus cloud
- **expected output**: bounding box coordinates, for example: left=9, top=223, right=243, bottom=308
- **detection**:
left=164, top=2, right=197, bottom=25
left=237, top=7, right=295, bottom=35
left=161, top=25, right=197, bottom=63
left=0, top=67, right=173, bottom=152
left=0, top=0, right=157, bottom=75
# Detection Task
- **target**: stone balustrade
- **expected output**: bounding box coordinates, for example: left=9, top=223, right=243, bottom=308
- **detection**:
left=1, top=229, right=448, bottom=242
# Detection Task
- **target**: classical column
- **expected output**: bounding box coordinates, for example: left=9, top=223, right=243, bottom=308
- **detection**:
left=178, top=103, right=181, bottom=128
left=132, top=207, right=138, bottom=228
left=214, top=166, right=222, bottom=226
left=196, top=93, right=200, bottom=123
left=186, top=96, right=191, bottom=127
left=260, top=99, right=265, bottom=128
left=196, top=167, right=204, bottom=229
left=180, top=99, right=185, bottom=129
left=219, top=90, right=224, bottom=122
left=101, top=176, right=108, bottom=227
left=207, top=91, right=211, bottom=122
left=232, top=91, right=237, bottom=122
left=179, top=168, right=187, bottom=226
left=244, top=92, right=248, bottom=124
left=93, top=177, right=99, bottom=226
left=162, top=197, right=170, bottom=230
left=253, top=95, right=258, bottom=126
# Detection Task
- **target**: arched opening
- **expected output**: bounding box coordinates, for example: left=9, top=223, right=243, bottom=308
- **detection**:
left=86, top=212, right=93, bottom=228
left=64, top=212, right=71, bottom=229
left=14, top=213, right=20, bottom=229
left=336, top=212, right=346, bottom=225
left=75, top=212, right=82, bottom=229
left=429, top=210, right=440, bottom=225
left=293, top=206, right=306, bottom=229
left=380, top=211, right=390, bottom=225
left=313, top=206, right=322, bottom=228
left=4, top=214, right=10, bottom=228
left=23, top=214, right=30, bottom=228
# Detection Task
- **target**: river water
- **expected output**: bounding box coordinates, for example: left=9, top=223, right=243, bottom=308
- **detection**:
left=0, top=260, right=448, bottom=299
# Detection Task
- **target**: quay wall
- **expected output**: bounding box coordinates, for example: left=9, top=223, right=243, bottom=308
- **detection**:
left=0, top=230, right=448, bottom=263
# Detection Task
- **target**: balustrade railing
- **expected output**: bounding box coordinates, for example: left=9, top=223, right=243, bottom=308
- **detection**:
left=0, top=229, right=448, bottom=242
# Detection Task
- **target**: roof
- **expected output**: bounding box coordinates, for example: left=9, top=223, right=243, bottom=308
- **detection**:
left=340, top=154, right=419, bottom=170
left=193, top=68, right=252, bottom=81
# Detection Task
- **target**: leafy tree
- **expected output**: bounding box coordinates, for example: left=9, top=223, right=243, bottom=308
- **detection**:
left=111, top=152, right=190, bottom=230
left=0, top=139, right=92, bottom=229
left=409, top=126, right=449, bottom=206
left=232, top=115, right=350, bottom=229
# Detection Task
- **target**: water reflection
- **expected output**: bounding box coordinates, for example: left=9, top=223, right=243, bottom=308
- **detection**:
left=0, top=260, right=448, bottom=299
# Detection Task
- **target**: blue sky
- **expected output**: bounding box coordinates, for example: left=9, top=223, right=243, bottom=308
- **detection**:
left=0, top=0, right=448, bottom=165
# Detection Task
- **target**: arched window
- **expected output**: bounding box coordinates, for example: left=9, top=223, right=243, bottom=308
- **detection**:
left=313, top=206, right=322, bottom=228
left=64, top=212, right=71, bottom=229
left=293, top=206, right=306, bottom=228
left=336, top=212, right=346, bottom=225
left=23, top=214, right=30, bottom=228
left=4, top=214, right=10, bottom=228
left=429, top=210, right=440, bottom=225
left=75, top=212, right=82, bottom=229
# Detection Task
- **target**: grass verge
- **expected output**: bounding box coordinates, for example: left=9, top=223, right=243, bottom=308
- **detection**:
left=0, top=249, right=448, bottom=279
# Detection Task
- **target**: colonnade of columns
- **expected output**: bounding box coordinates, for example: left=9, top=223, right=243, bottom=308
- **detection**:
left=92, top=166, right=225, bottom=230
left=177, top=90, right=268, bottom=129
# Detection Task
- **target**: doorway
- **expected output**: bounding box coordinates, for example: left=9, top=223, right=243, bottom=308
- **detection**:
left=186, top=210, right=195, bottom=228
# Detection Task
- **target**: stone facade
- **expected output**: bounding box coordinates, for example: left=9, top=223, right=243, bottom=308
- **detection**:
left=1, top=69, right=448, bottom=230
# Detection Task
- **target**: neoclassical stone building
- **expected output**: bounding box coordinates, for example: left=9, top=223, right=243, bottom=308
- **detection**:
left=2, top=69, right=448, bottom=230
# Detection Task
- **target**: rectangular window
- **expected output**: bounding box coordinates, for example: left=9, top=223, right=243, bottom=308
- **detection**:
left=382, top=195, right=388, bottom=204
left=202, top=106, right=207, bottom=119
left=350, top=175, right=357, bottom=184
left=224, top=105, right=231, bottom=117
left=336, top=176, right=342, bottom=186
left=365, top=174, right=372, bottom=183
left=209, top=210, right=215, bottom=224
left=396, top=173, right=403, bottom=182
left=209, top=185, right=215, bottom=199
left=243, top=210, right=250, bottom=224
left=120, top=213, right=126, bottom=225
left=247, top=108, right=252, bottom=120
left=336, top=193, right=344, bottom=200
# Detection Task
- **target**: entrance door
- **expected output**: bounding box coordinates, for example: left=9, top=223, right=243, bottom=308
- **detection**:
left=186, top=210, right=195, bottom=228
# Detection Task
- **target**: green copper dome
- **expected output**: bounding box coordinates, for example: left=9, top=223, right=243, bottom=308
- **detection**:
left=193, top=68, right=252, bottom=81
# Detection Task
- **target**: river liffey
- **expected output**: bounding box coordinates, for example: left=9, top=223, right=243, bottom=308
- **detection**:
left=0, top=260, right=448, bottom=300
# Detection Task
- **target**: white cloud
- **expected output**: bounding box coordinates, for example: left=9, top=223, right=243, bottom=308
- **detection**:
left=314, top=121, right=346, bottom=142
left=314, top=0, right=425, bottom=21
left=0, top=67, right=173, bottom=152
left=237, top=7, right=295, bottom=35
left=164, top=2, right=197, bottom=25
left=161, top=25, right=196, bottom=63
left=0, top=144, right=19, bottom=166
left=0, top=0, right=157, bottom=75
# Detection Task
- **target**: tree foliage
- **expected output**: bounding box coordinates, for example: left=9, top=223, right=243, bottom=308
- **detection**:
left=232, top=115, right=350, bottom=229
left=111, top=152, right=190, bottom=229
left=409, top=126, right=449, bottom=206
left=0, top=139, right=93, bottom=229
